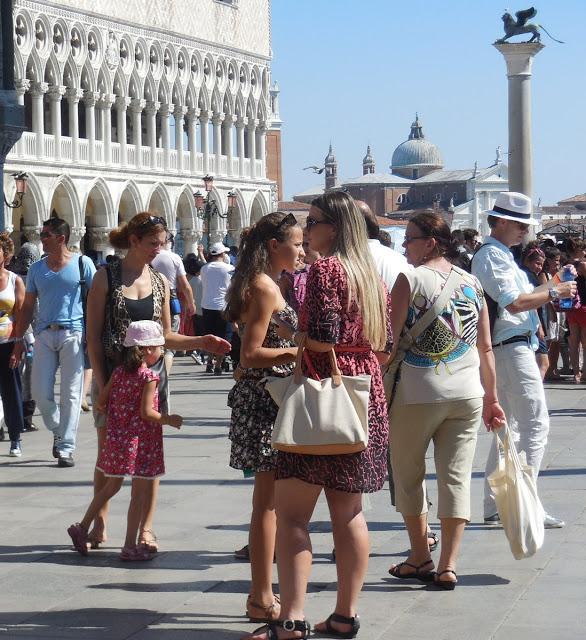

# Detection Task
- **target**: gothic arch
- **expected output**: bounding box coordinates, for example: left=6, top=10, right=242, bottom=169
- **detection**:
left=117, top=180, right=143, bottom=223
left=25, top=50, right=42, bottom=83
left=49, top=175, right=82, bottom=227
left=83, top=178, right=115, bottom=228
left=250, top=190, right=268, bottom=224
left=80, top=61, right=96, bottom=92
left=147, top=183, right=173, bottom=225
left=12, top=172, right=44, bottom=230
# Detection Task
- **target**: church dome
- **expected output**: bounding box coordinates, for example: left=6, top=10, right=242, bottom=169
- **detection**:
left=391, top=115, right=443, bottom=177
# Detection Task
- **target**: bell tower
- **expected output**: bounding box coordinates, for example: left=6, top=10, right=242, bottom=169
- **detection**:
left=324, top=143, right=338, bottom=190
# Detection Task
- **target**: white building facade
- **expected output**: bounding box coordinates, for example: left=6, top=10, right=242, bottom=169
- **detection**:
left=5, top=0, right=275, bottom=257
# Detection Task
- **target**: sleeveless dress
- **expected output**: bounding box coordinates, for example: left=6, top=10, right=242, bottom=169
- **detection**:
left=275, top=256, right=392, bottom=494
left=228, top=304, right=298, bottom=474
left=96, top=365, right=164, bottom=478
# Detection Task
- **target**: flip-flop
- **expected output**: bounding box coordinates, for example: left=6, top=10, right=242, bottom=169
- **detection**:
left=67, top=523, right=89, bottom=556
left=120, top=544, right=156, bottom=562
left=433, top=569, right=458, bottom=590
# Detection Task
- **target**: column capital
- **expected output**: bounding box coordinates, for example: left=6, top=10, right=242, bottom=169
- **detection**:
left=83, top=90, right=100, bottom=107
left=235, top=115, right=247, bottom=129
left=223, top=113, right=236, bottom=126
left=257, top=120, right=267, bottom=133
left=66, top=87, right=84, bottom=103
left=494, top=42, right=545, bottom=77
left=186, top=107, right=200, bottom=121
left=130, top=98, right=146, bottom=113
left=199, top=109, right=210, bottom=122
left=30, top=81, right=49, bottom=97
left=88, top=227, right=112, bottom=246
left=47, top=85, right=67, bottom=101
left=15, top=78, right=30, bottom=96
left=159, top=103, right=174, bottom=117
left=174, top=105, right=188, bottom=118
left=212, top=111, right=225, bottom=125
left=247, top=118, right=258, bottom=131
left=116, top=96, right=132, bottom=110
left=144, top=100, right=160, bottom=115
left=180, top=228, right=203, bottom=242
left=22, top=225, right=42, bottom=243
left=98, top=93, right=116, bottom=108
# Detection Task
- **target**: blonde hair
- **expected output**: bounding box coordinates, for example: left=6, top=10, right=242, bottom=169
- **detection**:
left=311, top=192, right=387, bottom=350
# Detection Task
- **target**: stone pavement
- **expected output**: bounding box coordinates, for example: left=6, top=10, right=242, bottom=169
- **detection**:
left=1, top=357, right=585, bottom=640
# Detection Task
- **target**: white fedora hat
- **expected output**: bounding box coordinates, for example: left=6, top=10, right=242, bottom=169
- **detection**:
left=485, top=191, right=538, bottom=225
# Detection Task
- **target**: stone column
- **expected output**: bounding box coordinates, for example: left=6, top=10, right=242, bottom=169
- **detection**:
left=236, top=116, right=246, bottom=178
left=160, top=103, right=172, bottom=171
left=247, top=118, right=257, bottom=179
left=187, top=107, right=199, bottom=174
left=174, top=105, right=187, bottom=173
left=99, top=94, right=115, bottom=165
left=69, top=226, right=86, bottom=251
left=494, top=42, right=545, bottom=199
left=257, top=121, right=267, bottom=178
left=145, top=100, right=160, bottom=170
left=84, top=90, right=99, bottom=165
left=48, top=86, right=66, bottom=161
left=30, top=81, right=48, bottom=159
left=200, top=109, right=210, bottom=173
left=89, top=227, right=115, bottom=257
left=180, top=228, right=203, bottom=255
left=66, top=88, right=83, bottom=162
left=130, top=98, right=146, bottom=169
left=15, top=79, right=30, bottom=157
left=224, top=114, right=234, bottom=176
left=22, top=225, right=43, bottom=252
left=212, top=111, right=224, bottom=173
left=116, top=96, right=131, bottom=167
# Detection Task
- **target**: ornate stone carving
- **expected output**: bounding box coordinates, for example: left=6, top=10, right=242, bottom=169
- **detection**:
left=105, top=31, right=120, bottom=70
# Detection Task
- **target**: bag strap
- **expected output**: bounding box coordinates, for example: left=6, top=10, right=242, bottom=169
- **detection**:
left=407, top=268, right=466, bottom=341
left=78, top=256, right=87, bottom=324
left=293, top=335, right=342, bottom=387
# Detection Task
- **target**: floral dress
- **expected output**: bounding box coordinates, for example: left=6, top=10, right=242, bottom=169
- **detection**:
left=228, top=304, right=298, bottom=474
left=96, top=365, right=164, bottom=479
left=276, top=256, right=393, bottom=493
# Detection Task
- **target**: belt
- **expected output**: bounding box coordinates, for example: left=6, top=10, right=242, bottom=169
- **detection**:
left=492, top=335, right=531, bottom=347
left=46, top=324, right=68, bottom=331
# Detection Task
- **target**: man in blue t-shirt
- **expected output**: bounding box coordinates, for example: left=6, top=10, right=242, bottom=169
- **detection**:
left=12, top=218, right=96, bottom=467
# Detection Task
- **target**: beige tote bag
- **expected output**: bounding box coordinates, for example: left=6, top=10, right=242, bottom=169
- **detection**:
left=266, top=345, right=371, bottom=455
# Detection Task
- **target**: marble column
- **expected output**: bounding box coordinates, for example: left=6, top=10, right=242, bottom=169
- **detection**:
left=174, top=105, right=187, bottom=173
left=116, top=96, right=131, bottom=167
left=22, top=225, right=43, bottom=252
left=200, top=109, right=209, bottom=173
left=160, top=103, right=172, bottom=172
left=180, top=228, right=203, bottom=255
left=69, top=226, right=86, bottom=250
left=236, top=116, right=246, bottom=178
left=89, top=227, right=115, bottom=257
left=84, top=90, right=99, bottom=165
left=66, top=88, right=83, bottom=162
left=100, top=94, right=115, bottom=165
left=494, top=42, right=545, bottom=199
left=130, top=98, right=146, bottom=169
left=15, top=79, right=30, bottom=157
left=48, top=85, right=66, bottom=161
left=223, top=114, right=234, bottom=176
left=212, top=111, right=224, bottom=174
left=187, top=107, right=199, bottom=174
left=30, top=81, right=48, bottom=159
left=257, top=121, right=267, bottom=178
left=145, top=101, right=159, bottom=170
left=247, top=118, right=257, bottom=179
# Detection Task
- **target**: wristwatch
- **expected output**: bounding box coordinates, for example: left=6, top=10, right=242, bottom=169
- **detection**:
left=548, top=287, right=560, bottom=301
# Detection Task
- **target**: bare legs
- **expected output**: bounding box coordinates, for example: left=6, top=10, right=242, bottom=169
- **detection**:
left=125, top=479, right=156, bottom=549
left=248, top=471, right=278, bottom=608
left=436, top=517, right=466, bottom=583
left=568, top=323, right=583, bottom=383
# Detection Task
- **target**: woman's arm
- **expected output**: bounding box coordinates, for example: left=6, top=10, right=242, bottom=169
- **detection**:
left=8, top=276, right=26, bottom=369
left=476, top=303, right=506, bottom=431
left=86, top=269, right=109, bottom=392
left=239, top=279, right=297, bottom=368
left=95, top=376, right=114, bottom=413
left=388, top=274, right=411, bottom=360
left=140, top=379, right=182, bottom=428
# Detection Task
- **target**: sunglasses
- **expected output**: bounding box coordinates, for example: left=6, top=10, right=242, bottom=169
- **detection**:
left=513, top=221, right=529, bottom=231
left=40, top=231, right=57, bottom=239
left=306, top=216, right=333, bottom=230
left=138, top=215, right=167, bottom=229
left=403, top=235, right=430, bottom=244
left=277, top=213, right=298, bottom=229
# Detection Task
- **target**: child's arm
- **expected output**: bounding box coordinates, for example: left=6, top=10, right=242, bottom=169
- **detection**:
left=96, top=377, right=114, bottom=414
left=140, top=380, right=183, bottom=428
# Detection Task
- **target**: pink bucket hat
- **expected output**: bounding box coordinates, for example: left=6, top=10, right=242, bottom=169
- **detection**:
left=123, top=320, right=165, bottom=347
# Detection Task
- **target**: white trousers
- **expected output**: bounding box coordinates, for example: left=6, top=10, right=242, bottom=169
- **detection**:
left=483, top=342, right=550, bottom=517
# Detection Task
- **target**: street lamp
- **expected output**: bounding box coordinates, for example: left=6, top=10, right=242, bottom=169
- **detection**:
left=4, top=172, right=27, bottom=209
left=193, top=175, right=237, bottom=247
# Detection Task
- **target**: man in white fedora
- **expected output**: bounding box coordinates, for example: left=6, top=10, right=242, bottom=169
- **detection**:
left=472, top=192, right=576, bottom=529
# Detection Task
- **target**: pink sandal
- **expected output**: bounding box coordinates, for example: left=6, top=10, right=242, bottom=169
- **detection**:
left=67, top=523, right=89, bottom=556
left=120, top=543, right=156, bottom=562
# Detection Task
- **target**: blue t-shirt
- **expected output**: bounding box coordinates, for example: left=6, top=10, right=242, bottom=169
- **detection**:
left=26, top=255, right=96, bottom=333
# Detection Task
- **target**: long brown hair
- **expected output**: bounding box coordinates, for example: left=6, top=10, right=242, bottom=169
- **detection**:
left=225, top=212, right=299, bottom=322
left=109, top=212, right=167, bottom=250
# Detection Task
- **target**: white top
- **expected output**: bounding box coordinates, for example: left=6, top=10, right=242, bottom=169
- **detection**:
left=200, top=260, right=235, bottom=311
left=151, top=250, right=186, bottom=290
left=0, top=271, right=17, bottom=344
left=189, top=274, right=203, bottom=316
left=367, top=239, right=409, bottom=291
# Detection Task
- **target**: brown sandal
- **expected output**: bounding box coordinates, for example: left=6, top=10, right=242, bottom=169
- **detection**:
left=138, top=529, right=158, bottom=553
left=246, top=594, right=281, bottom=622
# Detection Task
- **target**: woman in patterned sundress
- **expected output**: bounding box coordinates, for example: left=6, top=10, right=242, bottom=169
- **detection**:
left=224, top=212, right=304, bottom=629
left=247, top=191, right=392, bottom=640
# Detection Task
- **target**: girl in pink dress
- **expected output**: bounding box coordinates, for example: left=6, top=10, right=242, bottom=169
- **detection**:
left=67, top=321, right=182, bottom=561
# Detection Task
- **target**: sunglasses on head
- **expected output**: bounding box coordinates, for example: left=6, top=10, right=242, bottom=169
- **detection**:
left=306, top=216, right=333, bottom=230
left=138, top=215, right=167, bottom=229
left=277, top=213, right=298, bottom=229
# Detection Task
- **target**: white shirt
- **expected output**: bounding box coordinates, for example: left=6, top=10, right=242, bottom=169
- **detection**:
left=200, top=260, right=235, bottom=311
left=189, top=274, right=203, bottom=316
left=367, top=239, right=409, bottom=291
left=151, top=250, right=186, bottom=290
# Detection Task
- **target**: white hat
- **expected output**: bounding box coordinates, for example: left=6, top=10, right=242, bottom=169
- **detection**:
left=123, top=320, right=165, bottom=347
left=485, top=191, right=538, bottom=225
left=209, top=242, right=230, bottom=256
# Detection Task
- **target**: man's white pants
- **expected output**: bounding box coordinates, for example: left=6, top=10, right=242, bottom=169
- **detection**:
left=483, top=342, right=550, bottom=518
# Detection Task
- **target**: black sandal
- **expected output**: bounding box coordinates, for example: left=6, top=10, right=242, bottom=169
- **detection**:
left=427, top=531, right=439, bottom=552
left=318, top=613, right=360, bottom=638
left=388, top=559, right=435, bottom=582
left=250, top=619, right=310, bottom=640
left=433, top=569, right=458, bottom=591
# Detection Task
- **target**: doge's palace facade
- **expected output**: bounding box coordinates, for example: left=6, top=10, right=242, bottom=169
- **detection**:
left=5, top=0, right=275, bottom=256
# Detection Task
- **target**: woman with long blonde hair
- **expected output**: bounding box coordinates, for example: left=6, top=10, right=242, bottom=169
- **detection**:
left=246, top=191, right=392, bottom=640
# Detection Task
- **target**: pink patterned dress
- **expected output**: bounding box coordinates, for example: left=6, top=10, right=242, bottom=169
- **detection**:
left=96, top=365, right=165, bottom=479
left=276, top=256, right=392, bottom=493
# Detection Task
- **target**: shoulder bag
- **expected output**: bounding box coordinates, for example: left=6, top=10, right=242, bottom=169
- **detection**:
left=382, top=268, right=466, bottom=406
left=266, top=343, right=371, bottom=455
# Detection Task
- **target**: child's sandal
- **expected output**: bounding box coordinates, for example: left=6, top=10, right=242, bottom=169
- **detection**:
left=120, top=543, right=155, bottom=562
left=250, top=619, right=310, bottom=640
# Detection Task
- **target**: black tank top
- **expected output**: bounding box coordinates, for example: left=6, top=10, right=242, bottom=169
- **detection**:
left=123, top=294, right=154, bottom=321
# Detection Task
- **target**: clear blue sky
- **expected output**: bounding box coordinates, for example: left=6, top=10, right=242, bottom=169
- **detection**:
left=271, top=0, right=586, bottom=205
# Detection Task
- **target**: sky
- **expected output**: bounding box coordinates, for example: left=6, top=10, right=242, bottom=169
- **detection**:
left=270, top=0, right=586, bottom=206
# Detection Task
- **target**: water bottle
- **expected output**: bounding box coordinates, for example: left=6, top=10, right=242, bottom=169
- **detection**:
left=559, top=266, right=575, bottom=310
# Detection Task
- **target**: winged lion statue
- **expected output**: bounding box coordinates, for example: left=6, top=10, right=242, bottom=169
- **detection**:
left=496, top=7, right=564, bottom=44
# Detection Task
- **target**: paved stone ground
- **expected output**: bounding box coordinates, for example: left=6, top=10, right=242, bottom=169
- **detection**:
left=1, top=357, right=585, bottom=639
